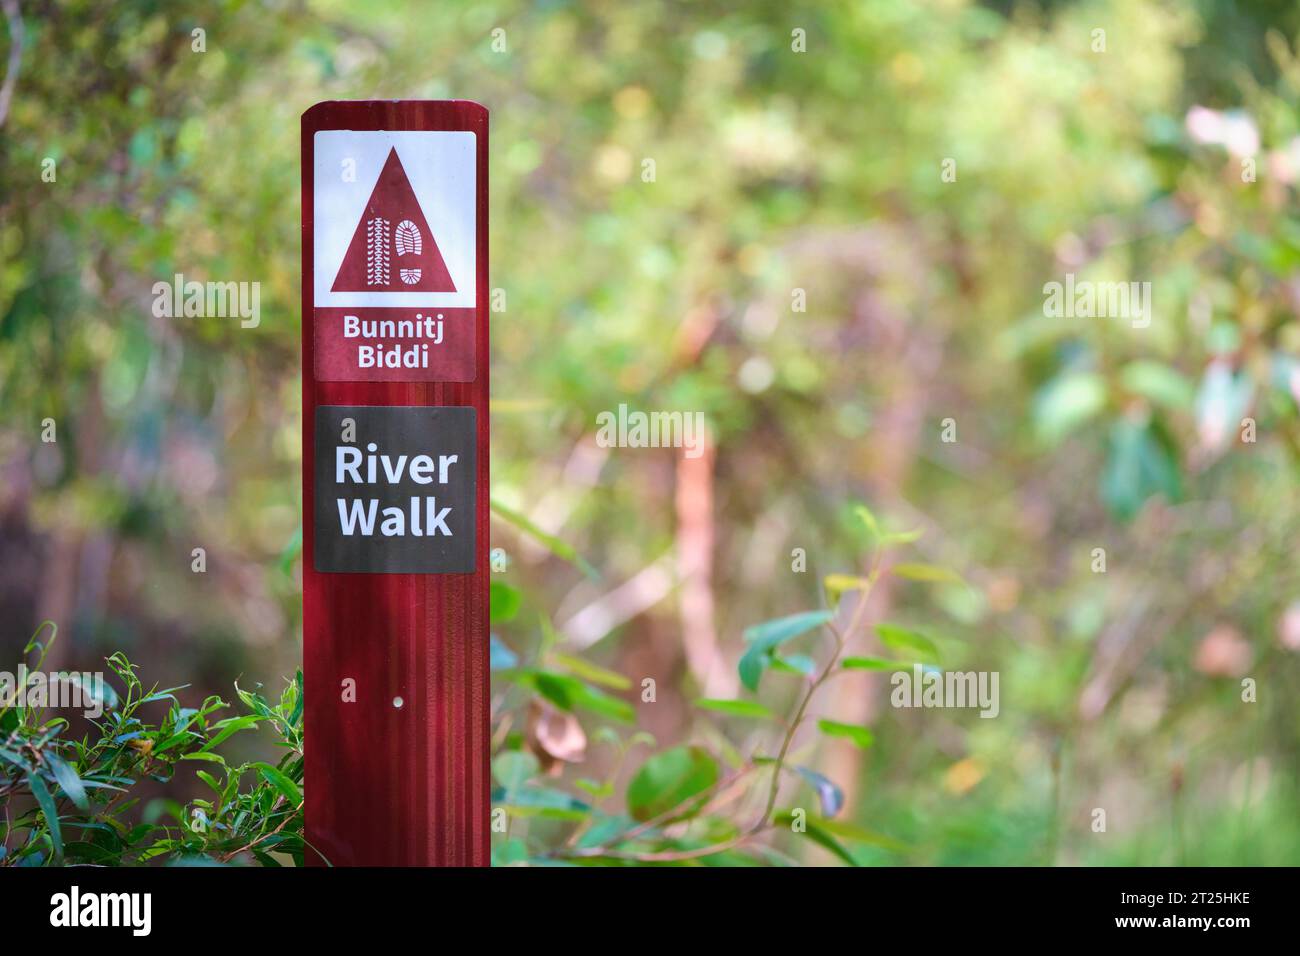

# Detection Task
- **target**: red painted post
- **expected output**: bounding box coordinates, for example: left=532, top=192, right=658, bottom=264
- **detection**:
left=301, top=101, right=490, bottom=866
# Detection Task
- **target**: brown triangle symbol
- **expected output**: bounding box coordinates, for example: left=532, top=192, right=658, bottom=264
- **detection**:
left=331, top=147, right=456, bottom=293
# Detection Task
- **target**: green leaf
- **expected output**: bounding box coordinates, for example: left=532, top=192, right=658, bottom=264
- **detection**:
left=139, top=685, right=187, bottom=706
left=287, top=672, right=304, bottom=728
left=524, top=671, right=636, bottom=723
left=491, top=785, right=590, bottom=818
left=878, top=527, right=924, bottom=546
left=626, top=746, right=719, bottom=823
left=770, top=653, right=817, bottom=677
left=490, top=499, right=599, bottom=579
left=694, top=698, right=776, bottom=719
left=254, top=763, right=301, bottom=805
left=890, top=563, right=964, bottom=585
left=124, top=823, right=156, bottom=846
left=851, top=503, right=880, bottom=539
left=492, top=750, right=539, bottom=797
left=875, top=624, right=940, bottom=664
left=27, top=771, right=63, bottom=863
left=552, top=652, right=631, bottom=690
left=61, top=672, right=119, bottom=712
left=739, top=610, right=833, bottom=692
left=842, top=656, right=900, bottom=671
left=276, top=525, right=303, bottom=578
left=1033, top=371, right=1107, bottom=445
left=1100, top=417, right=1182, bottom=522
left=564, top=680, right=635, bottom=724
left=490, top=581, right=522, bottom=623
left=824, top=574, right=869, bottom=601
left=814, top=817, right=908, bottom=852
left=773, top=811, right=858, bottom=866
left=1121, top=360, right=1195, bottom=411
left=199, top=715, right=261, bottom=753
left=154, top=733, right=194, bottom=753
left=493, top=837, right=530, bottom=866
left=0, top=744, right=28, bottom=770
left=179, top=752, right=227, bottom=764
left=817, top=719, right=874, bottom=749
left=574, top=777, right=614, bottom=799
left=743, top=610, right=836, bottom=646
left=45, top=754, right=89, bottom=811
left=848, top=504, right=920, bottom=547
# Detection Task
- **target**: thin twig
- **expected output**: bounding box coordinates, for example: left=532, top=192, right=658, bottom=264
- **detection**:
left=752, top=552, right=882, bottom=832
left=217, top=798, right=303, bottom=863
left=558, top=547, right=887, bottom=863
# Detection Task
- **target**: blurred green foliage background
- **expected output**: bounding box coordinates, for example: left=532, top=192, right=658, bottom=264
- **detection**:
left=3, top=0, right=1300, bottom=865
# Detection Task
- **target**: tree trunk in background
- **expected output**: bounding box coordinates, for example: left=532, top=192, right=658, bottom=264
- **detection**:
left=677, top=431, right=735, bottom=697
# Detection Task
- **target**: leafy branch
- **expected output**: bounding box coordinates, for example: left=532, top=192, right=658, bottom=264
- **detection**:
left=494, top=503, right=954, bottom=866
left=0, top=623, right=310, bottom=867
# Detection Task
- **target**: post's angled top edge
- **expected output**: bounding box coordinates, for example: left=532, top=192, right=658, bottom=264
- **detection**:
left=302, top=100, right=488, bottom=128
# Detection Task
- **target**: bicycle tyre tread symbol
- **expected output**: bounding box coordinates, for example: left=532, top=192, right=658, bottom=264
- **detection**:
left=366, top=217, right=391, bottom=286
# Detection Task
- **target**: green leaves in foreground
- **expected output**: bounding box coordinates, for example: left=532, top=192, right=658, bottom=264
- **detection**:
left=508, top=669, right=635, bottom=724
left=25, top=772, right=63, bottom=864
left=850, top=503, right=923, bottom=548
left=890, top=563, right=964, bottom=585
left=490, top=581, right=522, bottom=623
left=1033, top=370, right=1106, bottom=446
left=1100, top=416, right=1182, bottom=523
left=816, top=719, right=874, bottom=750
left=775, top=810, right=906, bottom=864
left=841, top=656, right=897, bottom=671
left=255, top=763, right=302, bottom=805
left=2, top=653, right=306, bottom=867
left=44, top=754, right=89, bottom=811
left=694, top=698, right=776, bottom=720
left=874, top=623, right=941, bottom=664
left=492, top=750, right=539, bottom=801
left=738, top=610, right=834, bottom=691
left=491, top=750, right=591, bottom=822
left=626, top=745, right=719, bottom=823
left=490, top=498, right=599, bottom=579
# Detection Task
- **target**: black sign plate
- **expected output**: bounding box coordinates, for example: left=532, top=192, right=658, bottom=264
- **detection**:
left=313, top=405, right=476, bottom=573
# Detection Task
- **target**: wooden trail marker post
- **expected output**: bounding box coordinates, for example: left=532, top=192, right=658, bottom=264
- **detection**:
left=301, top=101, right=490, bottom=866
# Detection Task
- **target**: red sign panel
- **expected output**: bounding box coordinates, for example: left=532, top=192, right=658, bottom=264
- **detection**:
left=311, top=117, right=478, bottom=385
left=301, top=100, right=490, bottom=866
left=313, top=308, right=475, bottom=382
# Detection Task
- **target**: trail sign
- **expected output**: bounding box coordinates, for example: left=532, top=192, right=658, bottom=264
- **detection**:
left=301, top=101, right=489, bottom=866
left=312, top=125, right=477, bottom=383
left=313, top=405, right=477, bottom=574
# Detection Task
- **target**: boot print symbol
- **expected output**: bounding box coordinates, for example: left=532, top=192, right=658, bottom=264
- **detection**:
left=395, top=219, right=422, bottom=285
